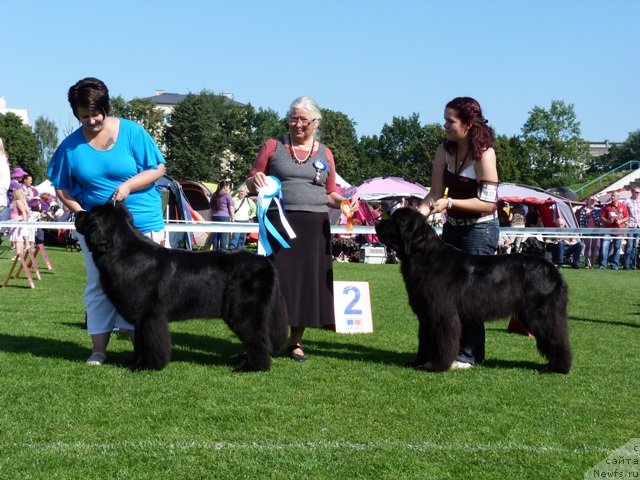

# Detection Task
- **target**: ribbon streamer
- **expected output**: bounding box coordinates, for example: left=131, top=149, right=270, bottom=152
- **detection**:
left=340, top=199, right=354, bottom=232
left=256, top=176, right=296, bottom=256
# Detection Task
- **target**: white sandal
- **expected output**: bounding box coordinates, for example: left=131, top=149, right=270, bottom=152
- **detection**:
left=86, top=351, right=107, bottom=366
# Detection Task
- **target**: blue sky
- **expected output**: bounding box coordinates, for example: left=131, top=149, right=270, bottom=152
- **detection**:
left=2, top=0, right=638, bottom=142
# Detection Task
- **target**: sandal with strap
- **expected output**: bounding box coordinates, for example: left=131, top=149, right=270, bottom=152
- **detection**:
left=86, top=351, right=107, bottom=366
left=287, top=344, right=306, bottom=362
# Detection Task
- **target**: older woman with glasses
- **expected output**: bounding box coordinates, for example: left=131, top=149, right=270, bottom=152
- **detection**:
left=246, top=96, right=358, bottom=362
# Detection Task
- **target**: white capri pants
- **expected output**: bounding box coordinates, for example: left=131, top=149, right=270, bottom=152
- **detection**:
left=78, top=229, right=165, bottom=335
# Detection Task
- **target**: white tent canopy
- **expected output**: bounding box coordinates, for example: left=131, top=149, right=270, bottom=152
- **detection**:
left=35, top=179, right=56, bottom=197
left=344, top=176, right=427, bottom=201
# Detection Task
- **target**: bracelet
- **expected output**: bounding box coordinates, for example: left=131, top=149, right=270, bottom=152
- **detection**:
left=447, top=198, right=453, bottom=210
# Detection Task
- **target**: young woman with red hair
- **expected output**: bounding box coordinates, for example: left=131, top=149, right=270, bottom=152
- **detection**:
left=420, top=97, right=499, bottom=370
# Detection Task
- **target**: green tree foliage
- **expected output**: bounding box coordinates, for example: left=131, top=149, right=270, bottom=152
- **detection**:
left=357, top=135, right=389, bottom=183
left=111, top=96, right=165, bottom=144
left=110, top=95, right=128, bottom=118
left=594, top=129, right=640, bottom=172
left=520, top=100, right=592, bottom=188
left=163, top=91, right=255, bottom=185
left=33, top=116, right=59, bottom=181
left=421, top=123, right=446, bottom=184
left=375, top=114, right=443, bottom=186
left=318, top=109, right=361, bottom=185
left=494, top=134, right=533, bottom=184
left=252, top=107, right=287, bottom=147
left=0, top=113, right=39, bottom=181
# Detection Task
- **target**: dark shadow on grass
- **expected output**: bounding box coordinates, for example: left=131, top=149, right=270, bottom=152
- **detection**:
left=570, top=315, right=639, bottom=329
left=299, top=338, right=415, bottom=367
left=0, top=331, right=244, bottom=370
left=170, top=331, right=243, bottom=368
left=60, top=321, right=87, bottom=330
left=481, top=358, right=545, bottom=371
left=300, top=335, right=557, bottom=373
left=0, top=333, right=86, bottom=362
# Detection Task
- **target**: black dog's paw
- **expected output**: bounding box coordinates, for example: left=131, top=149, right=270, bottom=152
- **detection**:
left=126, top=359, right=144, bottom=372
left=539, top=363, right=570, bottom=375
left=406, top=359, right=423, bottom=368
left=232, top=360, right=269, bottom=373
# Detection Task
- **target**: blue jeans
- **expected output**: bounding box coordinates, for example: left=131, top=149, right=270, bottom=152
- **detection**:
left=229, top=232, right=247, bottom=250
left=599, top=236, right=622, bottom=269
left=210, top=215, right=230, bottom=250
left=552, top=240, right=584, bottom=267
left=623, top=232, right=639, bottom=269
left=442, top=218, right=500, bottom=365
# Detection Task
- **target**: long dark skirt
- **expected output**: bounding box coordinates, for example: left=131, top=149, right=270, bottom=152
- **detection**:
left=266, top=210, right=335, bottom=329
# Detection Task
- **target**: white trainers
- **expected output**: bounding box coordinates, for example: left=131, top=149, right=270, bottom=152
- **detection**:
left=86, top=351, right=107, bottom=366
left=450, top=360, right=474, bottom=370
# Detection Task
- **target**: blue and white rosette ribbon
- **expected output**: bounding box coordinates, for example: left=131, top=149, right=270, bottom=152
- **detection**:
left=257, top=176, right=296, bottom=256
left=312, top=158, right=327, bottom=185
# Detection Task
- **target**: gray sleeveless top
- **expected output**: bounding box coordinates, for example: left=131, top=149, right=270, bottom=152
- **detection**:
left=266, top=136, right=330, bottom=213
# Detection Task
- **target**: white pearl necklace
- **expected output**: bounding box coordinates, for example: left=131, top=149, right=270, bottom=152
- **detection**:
left=289, top=134, right=315, bottom=164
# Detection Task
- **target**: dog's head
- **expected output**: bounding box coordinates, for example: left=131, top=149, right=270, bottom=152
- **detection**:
left=375, top=208, right=438, bottom=260
left=74, top=201, right=134, bottom=254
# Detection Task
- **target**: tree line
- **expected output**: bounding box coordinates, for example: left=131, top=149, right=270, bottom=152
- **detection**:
left=1, top=92, right=638, bottom=193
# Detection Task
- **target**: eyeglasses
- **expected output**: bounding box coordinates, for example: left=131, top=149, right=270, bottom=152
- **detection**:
left=288, top=117, right=316, bottom=126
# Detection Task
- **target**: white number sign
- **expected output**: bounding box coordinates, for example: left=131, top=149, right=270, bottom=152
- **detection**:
left=333, top=281, right=373, bottom=334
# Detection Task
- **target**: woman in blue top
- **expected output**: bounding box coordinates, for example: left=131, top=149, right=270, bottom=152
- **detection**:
left=48, top=77, right=166, bottom=366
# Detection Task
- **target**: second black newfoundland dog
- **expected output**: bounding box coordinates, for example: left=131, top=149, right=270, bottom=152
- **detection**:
left=375, top=208, right=571, bottom=374
left=75, top=202, right=288, bottom=372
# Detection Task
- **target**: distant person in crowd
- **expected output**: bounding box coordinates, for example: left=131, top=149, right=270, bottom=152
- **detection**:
left=0, top=138, right=10, bottom=229
left=247, top=95, right=358, bottom=362
left=623, top=187, right=640, bottom=269
left=7, top=187, right=30, bottom=258
left=498, top=202, right=526, bottom=254
left=229, top=185, right=256, bottom=250
left=48, top=77, right=166, bottom=366
left=578, top=196, right=602, bottom=268
left=508, top=203, right=527, bottom=253
left=548, top=217, right=584, bottom=269
left=598, top=190, right=629, bottom=270
left=209, top=179, right=234, bottom=250
left=419, top=96, right=499, bottom=370
left=8, top=166, right=27, bottom=203
left=21, top=174, right=38, bottom=205
left=18, top=174, right=40, bottom=246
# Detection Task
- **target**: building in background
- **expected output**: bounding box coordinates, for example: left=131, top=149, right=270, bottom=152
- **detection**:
left=589, top=140, right=622, bottom=157
left=144, top=90, right=245, bottom=125
left=0, top=96, right=30, bottom=125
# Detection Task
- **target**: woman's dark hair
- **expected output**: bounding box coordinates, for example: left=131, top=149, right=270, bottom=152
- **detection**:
left=67, top=77, right=110, bottom=119
left=212, top=180, right=231, bottom=211
left=444, top=96, right=495, bottom=161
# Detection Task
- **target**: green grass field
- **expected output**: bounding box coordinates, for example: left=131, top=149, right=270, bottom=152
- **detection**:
left=0, top=247, right=638, bottom=479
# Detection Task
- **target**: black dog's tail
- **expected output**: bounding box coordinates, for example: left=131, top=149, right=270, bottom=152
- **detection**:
left=268, top=274, right=289, bottom=354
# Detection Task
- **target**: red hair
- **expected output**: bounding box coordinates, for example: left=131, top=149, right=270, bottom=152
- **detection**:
left=444, top=97, right=495, bottom=161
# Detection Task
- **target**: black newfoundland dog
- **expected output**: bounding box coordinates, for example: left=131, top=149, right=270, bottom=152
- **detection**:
left=375, top=208, right=572, bottom=374
left=75, top=202, right=288, bottom=372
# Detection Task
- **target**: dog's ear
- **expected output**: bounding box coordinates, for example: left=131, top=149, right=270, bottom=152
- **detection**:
left=403, top=210, right=429, bottom=257
left=84, top=211, right=113, bottom=254
left=113, top=201, right=135, bottom=228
